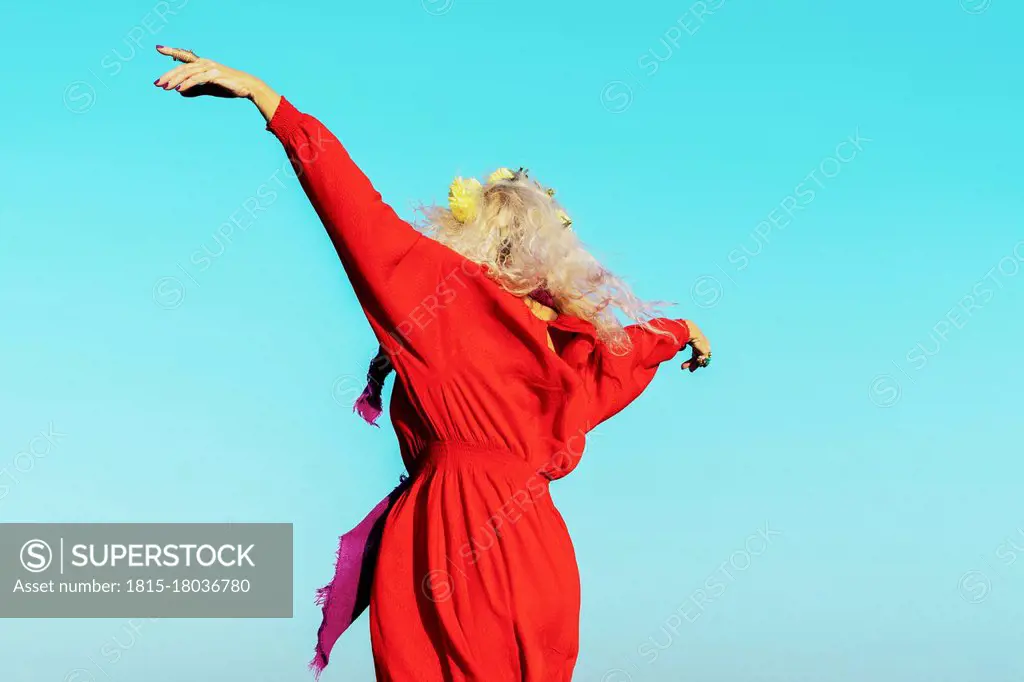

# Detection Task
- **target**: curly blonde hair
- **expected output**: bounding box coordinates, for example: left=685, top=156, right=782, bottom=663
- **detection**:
left=416, top=169, right=672, bottom=353
left=352, top=169, right=680, bottom=426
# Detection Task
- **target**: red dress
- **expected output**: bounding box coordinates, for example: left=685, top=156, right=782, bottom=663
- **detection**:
left=267, top=97, right=690, bottom=682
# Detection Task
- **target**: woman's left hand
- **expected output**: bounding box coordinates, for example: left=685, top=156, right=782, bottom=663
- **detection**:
left=152, top=46, right=263, bottom=99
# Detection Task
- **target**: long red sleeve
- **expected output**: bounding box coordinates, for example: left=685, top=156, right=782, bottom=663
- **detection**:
left=584, top=318, right=689, bottom=429
left=266, top=97, right=457, bottom=367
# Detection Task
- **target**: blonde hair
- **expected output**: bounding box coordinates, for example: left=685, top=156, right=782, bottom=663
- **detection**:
left=416, top=170, right=675, bottom=354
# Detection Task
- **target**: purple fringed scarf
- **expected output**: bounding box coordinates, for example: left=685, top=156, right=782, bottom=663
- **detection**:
left=309, top=477, right=410, bottom=679
left=528, top=286, right=557, bottom=310
left=353, top=381, right=384, bottom=427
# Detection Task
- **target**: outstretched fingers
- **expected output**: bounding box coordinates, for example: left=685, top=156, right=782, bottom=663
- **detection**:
left=176, top=68, right=222, bottom=94
left=151, top=46, right=256, bottom=100
left=154, top=61, right=208, bottom=89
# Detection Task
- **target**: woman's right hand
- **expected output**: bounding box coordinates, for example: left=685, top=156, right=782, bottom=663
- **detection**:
left=153, top=46, right=281, bottom=121
left=681, top=320, right=712, bottom=372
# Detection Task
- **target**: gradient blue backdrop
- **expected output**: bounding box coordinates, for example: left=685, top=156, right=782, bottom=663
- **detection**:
left=2, top=0, right=1023, bottom=680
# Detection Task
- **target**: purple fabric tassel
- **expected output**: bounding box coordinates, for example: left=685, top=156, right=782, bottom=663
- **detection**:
left=309, top=478, right=410, bottom=679
left=353, top=383, right=383, bottom=427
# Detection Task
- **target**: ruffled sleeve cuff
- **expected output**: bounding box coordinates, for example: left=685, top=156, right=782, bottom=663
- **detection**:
left=652, top=318, right=690, bottom=349
left=637, top=318, right=691, bottom=368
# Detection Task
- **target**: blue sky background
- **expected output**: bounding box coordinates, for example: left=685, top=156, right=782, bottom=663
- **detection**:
left=2, top=0, right=1023, bottom=680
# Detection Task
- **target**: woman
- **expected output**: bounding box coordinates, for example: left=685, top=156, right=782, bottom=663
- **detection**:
left=153, top=45, right=712, bottom=681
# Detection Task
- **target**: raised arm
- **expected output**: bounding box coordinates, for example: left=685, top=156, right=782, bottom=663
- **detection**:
left=584, top=318, right=709, bottom=429
left=259, top=95, right=430, bottom=321
left=153, top=47, right=460, bottom=366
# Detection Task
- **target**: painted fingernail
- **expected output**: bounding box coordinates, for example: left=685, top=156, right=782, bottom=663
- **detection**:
left=174, top=85, right=181, bottom=91
left=153, top=79, right=160, bottom=85
left=156, top=44, right=165, bottom=49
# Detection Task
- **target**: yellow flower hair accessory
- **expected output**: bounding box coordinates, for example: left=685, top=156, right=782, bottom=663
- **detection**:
left=448, top=176, right=483, bottom=223
left=488, top=167, right=516, bottom=184
left=448, top=168, right=572, bottom=228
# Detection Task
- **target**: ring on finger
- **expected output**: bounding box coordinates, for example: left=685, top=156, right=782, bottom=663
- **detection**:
left=172, top=49, right=199, bottom=63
